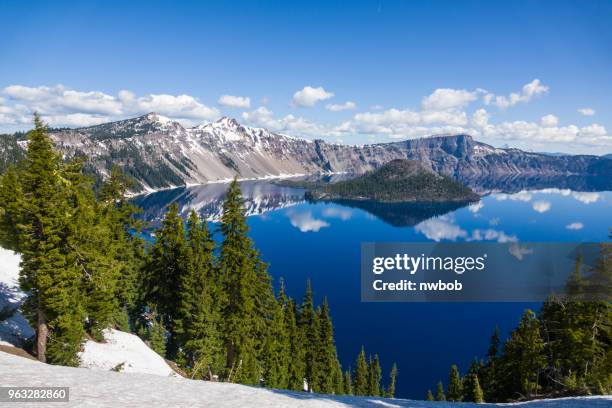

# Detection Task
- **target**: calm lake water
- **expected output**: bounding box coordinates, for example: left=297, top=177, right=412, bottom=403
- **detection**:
left=133, top=179, right=612, bottom=399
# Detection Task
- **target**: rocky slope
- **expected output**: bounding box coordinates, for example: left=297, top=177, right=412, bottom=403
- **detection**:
left=1, top=113, right=609, bottom=192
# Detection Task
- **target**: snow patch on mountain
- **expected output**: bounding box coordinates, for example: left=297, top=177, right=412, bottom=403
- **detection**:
left=0, top=248, right=33, bottom=347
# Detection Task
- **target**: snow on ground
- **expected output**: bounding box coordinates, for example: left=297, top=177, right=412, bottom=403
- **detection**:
left=0, top=247, right=34, bottom=346
left=79, top=328, right=175, bottom=377
left=1, top=352, right=611, bottom=408
left=0, top=247, right=173, bottom=377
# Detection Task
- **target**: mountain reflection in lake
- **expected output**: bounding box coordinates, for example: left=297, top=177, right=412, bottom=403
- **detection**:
left=132, top=178, right=612, bottom=399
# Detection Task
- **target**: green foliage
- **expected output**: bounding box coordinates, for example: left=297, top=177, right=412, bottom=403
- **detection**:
left=307, top=159, right=478, bottom=203
left=368, top=354, right=382, bottom=396
left=353, top=346, right=369, bottom=396
left=435, top=381, right=445, bottom=401
left=447, top=364, right=463, bottom=401
left=426, top=389, right=434, bottom=401
left=387, top=363, right=398, bottom=398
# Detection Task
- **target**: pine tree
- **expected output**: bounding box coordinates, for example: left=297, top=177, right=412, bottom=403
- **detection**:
left=344, top=369, right=353, bottom=395
left=353, top=346, right=369, bottom=396
left=426, top=389, right=434, bottom=401
left=285, top=297, right=306, bottom=391
left=386, top=362, right=398, bottom=398
left=261, top=279, right=291, bottom=388
left=145, top=203, right=187, bottom=357
left=175, top=210, right=224, bottom=379
left=447, top=364, right=463, bottom=401
left=0, top=165, right=23, bottom=251
left=218, top=178, right=261, bottom=384
left=473, top=375, right=485, bottom=403
left=436, top=380, right=445, bottom=401
left=99, top=166, right=145, bottom=329
left=500, top=309, right=545, bottom=398
left=481, top=326, right=501, bottom=401
left=299, top=279, right=317, bottom=391
left=312, top=298, right=340, bottom=393
left=16, top=115, right=85, bottom=365
left=463, top=359, right=481, bottom=402
left=368, top=354, right=382, bottom=396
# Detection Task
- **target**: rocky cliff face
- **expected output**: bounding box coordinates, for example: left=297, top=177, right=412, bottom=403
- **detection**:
left=13, top=113, right=607, bottom=192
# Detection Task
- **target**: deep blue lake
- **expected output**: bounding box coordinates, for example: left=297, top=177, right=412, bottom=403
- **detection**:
left=133, top=180, right=612, bottom=399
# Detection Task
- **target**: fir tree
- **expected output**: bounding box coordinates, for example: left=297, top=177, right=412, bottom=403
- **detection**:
left=145, top=202, right=187, bottom=356
left=463, top=359, right=481, bottom=402
left=435, top=380, right=445, bottom=401
left=447, top=364, right=463, bottom=401
left=299, top=279, right=317, bottom=391
left=386, top=362, right=398, bottom=398
left=344, top=369, right=353, bottom=395
left=368, top=354, right=382, bottom=396
left=426, top=389, right=434, bottom=401
left=218, top=178, right=261, bottom=384
left=285, top=297, right=306, bottom=391
left=312, top=298, right=340, bottom=393
left=16, top=115, right=85, bottom=365
left=473, top=375, right=485, bottom=403
left=176, top=210, right=224, bottom=379
left=353, top=346, right=369, bottom=396
left=0, top=165, right=23, bottom=251
left=500, top=309, right=545, bottom=398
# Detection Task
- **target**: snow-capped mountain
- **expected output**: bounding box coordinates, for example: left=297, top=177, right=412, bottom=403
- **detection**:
left=16, top=113, right=611, bottom=192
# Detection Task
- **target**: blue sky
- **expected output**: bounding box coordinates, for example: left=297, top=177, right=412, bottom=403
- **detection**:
left=1, top=0, right=611, bottom=153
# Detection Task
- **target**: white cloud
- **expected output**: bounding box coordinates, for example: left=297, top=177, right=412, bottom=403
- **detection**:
left=369, top=105, right=384, bottom=110
left=287, top=210, right=329, bottom=232
left=578, top=108, right=595, bottom=116
left=565, top=222, right=584, bottom=230
left=241, top=106, right=324, bottom=137
left=472, top=109, right=489, bottom=128
left=292, top=86, right=334, bottom=107
left=532, top=200, right=551, bottom=213
left=421, top=88, right=478, bottom=111
left=540, top=114, right=559, bottom=127
left=0, top=84, right=220, bottom=127
left=217, top=95, right=250, bottom=109
left=468, top=201, right=484, bottom=213
left=326, top=101, right=356, bottom=112
left=484, top=79, right=549, bottom=109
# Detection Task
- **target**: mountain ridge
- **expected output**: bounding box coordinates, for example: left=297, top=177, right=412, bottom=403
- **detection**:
left=0, top=113, right=609, bottom=192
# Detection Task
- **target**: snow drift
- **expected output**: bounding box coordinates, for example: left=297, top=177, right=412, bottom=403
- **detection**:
left=1, top=351, right=611, bottom=407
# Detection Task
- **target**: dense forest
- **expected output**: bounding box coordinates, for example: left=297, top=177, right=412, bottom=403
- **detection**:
left=0, top=116, right=397, bottom=397
left=306, top=159, right=479, bottom=203
left=426, top=250, right=612, bottom=403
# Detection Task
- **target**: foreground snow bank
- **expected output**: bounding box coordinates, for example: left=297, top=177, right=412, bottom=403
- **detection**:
left=79, top=328, right=176, bottom=377
left=1, top=352, right=610, bottom=408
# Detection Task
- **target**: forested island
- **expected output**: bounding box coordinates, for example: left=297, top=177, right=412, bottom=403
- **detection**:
left=305, top=159, right=479, bottom=203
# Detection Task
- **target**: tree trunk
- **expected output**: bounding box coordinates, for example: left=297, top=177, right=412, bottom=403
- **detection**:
left=37, top=308, right=48, bottom=363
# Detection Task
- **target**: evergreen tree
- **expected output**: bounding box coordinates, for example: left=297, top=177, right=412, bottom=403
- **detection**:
left=463, top=359, right=481, bottom=402
left=261, top=279, right=291, bottom=388
left=16, top=116, right=85, bottom=365
left=312, top=298, right=340, bottom=393
left=473, top=375, right=485, bottom=403
left=285, top=297, right=306, bottom=391
left=175, top=210, right=224, bottom=379
left=426, top=389, right=434, bottom=401
left=368, top=354, right=382, bottom=396
left=353, top=346, right=369, bottom=396
left=481, top=326, right=501, bottom=401
left=144, top=203, right=187, bottom=356
left=0, top=165, right=23, bottom=251
left=435, top=381, right=445, bottom=401
left=386, top=362, right=398, bottom=398
left=218, top=178, right=261, bottom=384
left=344, top=369, right=353, bottom=395
left=447, top=364, right=463, bottom=401
left=299, top=279, right=317, bottom=391
left=500, top=309, right=545, bottom=398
